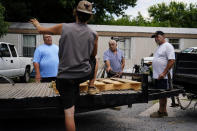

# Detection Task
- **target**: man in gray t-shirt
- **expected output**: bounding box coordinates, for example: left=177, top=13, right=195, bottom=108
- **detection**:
left=30, top=1, right=98, bottom=130
left=150, top=31, right=175, bottom=118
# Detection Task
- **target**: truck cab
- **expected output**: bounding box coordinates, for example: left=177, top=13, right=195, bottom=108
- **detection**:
left=0, top=42, right=33, bottom=82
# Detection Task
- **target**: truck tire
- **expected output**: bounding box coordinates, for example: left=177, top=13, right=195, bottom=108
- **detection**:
left=20, top=68, right=30, bottom=83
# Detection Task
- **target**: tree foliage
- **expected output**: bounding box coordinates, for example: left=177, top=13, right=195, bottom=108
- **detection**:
left=148, top=2, right=197, bottom=28
left=104, top=2, right=197, bottom=28
left=1, top=0, right=137, bottom=24
left=0, top=2, right=9, bottom=38
left=102, top=12, right=150, bottom=26
left=2, top=0, right=196, bottom=28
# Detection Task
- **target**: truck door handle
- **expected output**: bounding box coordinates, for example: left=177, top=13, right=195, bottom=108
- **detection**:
left=10, top=60, right=13, bottom=63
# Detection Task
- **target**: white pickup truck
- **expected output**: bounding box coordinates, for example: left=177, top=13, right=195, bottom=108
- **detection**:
left=0, top=42, right=33, bottom=82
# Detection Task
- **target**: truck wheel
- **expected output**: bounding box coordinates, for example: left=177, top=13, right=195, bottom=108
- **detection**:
left=20, top=68, right=30, bottom=83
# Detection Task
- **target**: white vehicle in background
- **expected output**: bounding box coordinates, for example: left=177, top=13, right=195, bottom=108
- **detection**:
left=0, top=42, right=33, bottom=82
left=141, top=57, right=154, bottom=66
left=181, top=47, right=197, bottom=54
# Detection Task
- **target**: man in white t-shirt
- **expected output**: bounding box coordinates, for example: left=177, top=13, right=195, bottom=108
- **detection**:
left=150, top=31, right=175, bottom=118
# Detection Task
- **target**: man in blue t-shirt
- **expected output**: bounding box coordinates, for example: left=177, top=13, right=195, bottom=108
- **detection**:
left=33, top=34, right=59, bottom=82
left=103, top=40, right=125, bottom=78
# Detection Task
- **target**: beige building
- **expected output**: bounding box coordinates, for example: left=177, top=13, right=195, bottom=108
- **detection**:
left=1, top=22, right=197, bottom=71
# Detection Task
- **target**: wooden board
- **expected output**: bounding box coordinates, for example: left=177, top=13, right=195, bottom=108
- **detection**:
left=51, top=81, right=59, bottom=94
left=50, top=78, right=141, bottom=93
left=110, top=78, right=141, bottom=84
left=79, top=81, right=88, bottom=93
left=79, top=78, right=141, bottom=93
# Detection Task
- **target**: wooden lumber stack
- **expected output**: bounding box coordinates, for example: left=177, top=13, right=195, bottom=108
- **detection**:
left=79, top=78, right=141, bottom=93
left=49, top=78, right=141, bottom=94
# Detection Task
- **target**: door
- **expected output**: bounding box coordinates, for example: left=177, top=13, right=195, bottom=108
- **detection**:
left=8, top=44, right=21, bottom=76
left=0, top=43, right=16, bottom=77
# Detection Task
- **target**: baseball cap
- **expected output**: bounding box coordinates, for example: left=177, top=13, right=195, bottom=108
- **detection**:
left=77, top=0, right=93, bottom=14
left=151, top=31, right=165, bottom=38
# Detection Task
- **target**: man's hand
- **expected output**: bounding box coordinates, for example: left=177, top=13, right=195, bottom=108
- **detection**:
left=158, top=72, right=166, bottom=79
left=35, top=74, right=41, bottom=83
left=29, top=18, right=40, bottom=28
left=119, top=71, right=123, bottom=76
left=115, top=72, right=123, bottom=78
left=158, top=59, right=175, bottom=79
left=106, top=66, right=112, bottom=72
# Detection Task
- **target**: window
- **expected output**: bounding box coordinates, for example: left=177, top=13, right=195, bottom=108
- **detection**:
left=168, top=39, right=180, bottom=49
left=23, top=35, right=36, bottom=57
left=0, top=44, right=10, bottom=57
left=118, top=38, right=131, bottom=59
left=9, top=45, right=17, bottom=57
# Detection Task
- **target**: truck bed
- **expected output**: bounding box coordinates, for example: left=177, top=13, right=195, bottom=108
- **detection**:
left=173, top=53, right=197, bottom=94
left=0, top=74, right=183, bottom=119
left=0, top=82, right=147, bottom=119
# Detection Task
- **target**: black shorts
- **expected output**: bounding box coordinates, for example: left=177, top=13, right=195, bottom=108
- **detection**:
left=56, top=78, right=81, bottom=109
left=56, top=57, right=96, bottom=109
left=153, top=79, right=170, bottom=90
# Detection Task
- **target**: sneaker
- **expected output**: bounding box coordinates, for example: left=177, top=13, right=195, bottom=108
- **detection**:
left=88, top=86, right=100, bottom=95
left=150, top=111, right=168, bottom=118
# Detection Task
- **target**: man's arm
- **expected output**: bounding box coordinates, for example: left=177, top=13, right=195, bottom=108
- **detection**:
left=33, top=62, right=41, bottom=82
left=29, top=18, right=62, bottom=35
left=103, top=51, right=112, bottom=72
left=121, top=58, right=125, bottom=72
left=158, top=59, right=175, bottom=79
left=91, top=34, right=98, bottom=57
left=105, top=60, right=112, bottom=72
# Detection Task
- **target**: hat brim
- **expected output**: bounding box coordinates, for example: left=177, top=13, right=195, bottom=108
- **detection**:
left=77, top=9, right=93, bottom=14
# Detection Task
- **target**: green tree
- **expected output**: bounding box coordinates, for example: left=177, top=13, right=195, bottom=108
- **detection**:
left=102, top=12, right=149, bottom=26
left=89, top=0, right=137, bottom=23
left=1, top=0, right=137, bottom=24
left=148, top=2, right=197, bottom=28
left=0, top=3, right=9, bottom=38
left=102, top=1, right=197, bottom=28
left=130, top=12, right=149, bottom=26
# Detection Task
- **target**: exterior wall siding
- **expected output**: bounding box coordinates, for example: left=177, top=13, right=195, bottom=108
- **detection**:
left=1, top=24, right=197, bottom=71
left=130, top=37, right=157, bottom=67
left=0, top=34, right=22, bottom=55
left=97, top=36, right=111, bottom=69
left=182, top=39, right=197, bottom=49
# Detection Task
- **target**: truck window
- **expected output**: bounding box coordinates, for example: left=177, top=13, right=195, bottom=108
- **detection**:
left=9, top=45, right=17, bottom=57
left=0, top=44, right=10, bottom=57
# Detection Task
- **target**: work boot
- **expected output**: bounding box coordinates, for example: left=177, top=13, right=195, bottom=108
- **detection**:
left=150, top=111, right=168, bottom=118
left=88, top=86, right=100, bottom=95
